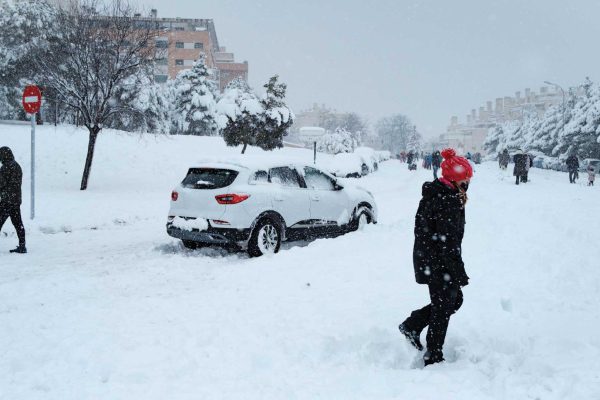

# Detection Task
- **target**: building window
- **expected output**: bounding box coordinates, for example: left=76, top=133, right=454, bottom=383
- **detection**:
left=155, top=58, right=168, bottom=65
left=175, top=42, right=184, bottom=48
left=155, top=40, right=168, bottom=49
left=175, top=59, right=184, bottom=66
left=174, top=27, right=185, bottom=31
left=154, top=75, right=168, bottom=83
left=194, top=42, right=203, bottom=49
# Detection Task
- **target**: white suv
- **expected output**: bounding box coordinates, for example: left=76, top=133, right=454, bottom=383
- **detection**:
left=166, top=161, right=378, bottom=256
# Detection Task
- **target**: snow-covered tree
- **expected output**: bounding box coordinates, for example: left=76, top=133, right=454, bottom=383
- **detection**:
left=0, top=0, right=63, bottom=85
left=172, top=55, right=219, bottom=136
left=30, top=0, right=160, bottom=190
left=217, top=77, right=262, bottom=153
left=407, top=126, right=422, bottom=154
left=317, top=127, right=357, bottom=154
left=255, top=75, right=294, bottom=151
left=109, top=71, right=171, bottom=134
left=375, top=114, right=413, bottom=154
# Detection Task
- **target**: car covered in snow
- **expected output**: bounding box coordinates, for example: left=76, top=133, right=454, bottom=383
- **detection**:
left=328, top=153, right=370, bottom=178
left=580, top=158, right=600, bottom=172
left=166, top=160, right=378, bottom=256
left=354, top=147, right=379, bottom=172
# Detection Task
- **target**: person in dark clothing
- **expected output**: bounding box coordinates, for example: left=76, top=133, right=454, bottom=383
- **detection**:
left=566, top=154, right=579, bottom=183
left=0, top=147, right=26, bottom=253
left=399, top=148, right=472, bottom=366
left=513, top=150, right=528, bottom=185
left=432, top=151, right=442, bottom=179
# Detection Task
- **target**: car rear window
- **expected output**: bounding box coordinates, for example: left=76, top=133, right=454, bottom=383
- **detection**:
left=181, top=168, right=238, bottom=189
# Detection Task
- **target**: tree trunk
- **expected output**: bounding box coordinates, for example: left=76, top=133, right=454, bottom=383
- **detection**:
left=241, top=143, right=248, bottom=154
left=80, top=126, right=100, bottom=191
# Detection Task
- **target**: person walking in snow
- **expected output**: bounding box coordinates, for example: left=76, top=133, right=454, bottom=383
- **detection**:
left=432, top=151, right=442, bottom=179
left=0, top=147, right=26, bottom=254
left=499, top=149, right=510, bottom=170
left=399, top=148, right=472, bottom=367
left=588, top=165, right=596, bottom=186
left=566, top=154, right=579, bottom=184
left=513, top=149, right=528, bottom=185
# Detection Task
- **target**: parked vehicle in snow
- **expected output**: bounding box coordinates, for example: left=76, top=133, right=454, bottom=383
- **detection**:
left=166, top=161, right=378, bottom=256
left=580, top=158, right=600, bottom=173
left=354, top=147, right=379, bottom=172
left=329, top=153, right=370, bottom=178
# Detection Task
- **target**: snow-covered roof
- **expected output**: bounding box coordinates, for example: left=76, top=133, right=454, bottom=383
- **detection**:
left=190, top=155, right=323, bottom=172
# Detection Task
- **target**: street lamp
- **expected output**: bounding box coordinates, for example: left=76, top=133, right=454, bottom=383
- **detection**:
left=544, top=80, right=566, bottom=122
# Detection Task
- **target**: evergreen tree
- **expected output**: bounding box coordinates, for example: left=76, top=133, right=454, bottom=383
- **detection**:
left=407, top=126, right=422, bottom=154
left=217, top=77, right=262, bottom=153
left=255, top=75, right=294, bottom=151
left=173, top=55, right=219, bottom=135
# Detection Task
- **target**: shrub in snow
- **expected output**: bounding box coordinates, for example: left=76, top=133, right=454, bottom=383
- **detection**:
left=317, top=127, right=357, bottom=154
left=172, top=55, right=219, bottom=136
left=217, top=78, right=262, bottom=154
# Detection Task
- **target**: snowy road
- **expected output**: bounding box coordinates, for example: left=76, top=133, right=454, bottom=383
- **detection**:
left=1, top=127, right=600, bottom=399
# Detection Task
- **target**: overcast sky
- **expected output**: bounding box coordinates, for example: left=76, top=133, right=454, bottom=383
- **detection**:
left=137, top=0, right=600, bottom=137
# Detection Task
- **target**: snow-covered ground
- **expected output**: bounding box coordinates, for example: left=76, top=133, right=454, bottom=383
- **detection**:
left=1, top=124, right=599, bottom=399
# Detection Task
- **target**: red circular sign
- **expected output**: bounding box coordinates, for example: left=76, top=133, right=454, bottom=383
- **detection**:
left=22, top=85, right=42, bottom=114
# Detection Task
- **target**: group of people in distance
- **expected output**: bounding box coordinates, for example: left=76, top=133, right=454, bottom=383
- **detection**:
left=499, top=148, right=596, bottom=186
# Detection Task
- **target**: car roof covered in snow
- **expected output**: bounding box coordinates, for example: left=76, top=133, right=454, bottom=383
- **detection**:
left=189, top=156, right=327, bottom=172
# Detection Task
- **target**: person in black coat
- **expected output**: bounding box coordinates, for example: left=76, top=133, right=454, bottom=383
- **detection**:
left=513, top=150, right=528, bottom=185
left=399, top=148, right=472, bottom=366
left=0, top=147, right=26, bottom=253
left=566, top=154, right=579, bottom=183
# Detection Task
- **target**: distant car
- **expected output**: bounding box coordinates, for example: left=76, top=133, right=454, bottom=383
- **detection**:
left=580, top=158, right=600, bottom=172
left=167, top=161, right=378, bottom=257
left=354, top=147, right=379, bottom=172
left=329, top=153, right=370, bottom=178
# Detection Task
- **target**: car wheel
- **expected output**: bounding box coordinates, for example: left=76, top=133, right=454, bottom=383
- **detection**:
left=361, top=164, right=369, bottom=176
left=350, top=208, right=371, bottom=232
left=248, top=218, right=282, bottom=257
left=182, top=240, right=199, bottom=250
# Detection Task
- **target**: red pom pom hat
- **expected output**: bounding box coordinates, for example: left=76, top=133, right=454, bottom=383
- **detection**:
left=440, top=149, right=473, bottom=182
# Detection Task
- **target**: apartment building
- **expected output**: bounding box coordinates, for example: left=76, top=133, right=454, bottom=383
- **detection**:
left=137, top=9, right=248, bottom=90
left=440, top=86, right=563, bottom=154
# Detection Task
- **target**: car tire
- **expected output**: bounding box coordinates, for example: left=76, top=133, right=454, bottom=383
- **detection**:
left=248, top=218, right=282, bottom=257
left=361, top=164, right=369, bottom=176
left=182, top=240, right=199, bottom=250
left=349, top=208, right=371, bottom=232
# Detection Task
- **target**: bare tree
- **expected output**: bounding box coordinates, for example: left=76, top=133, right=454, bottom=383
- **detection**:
left=35, top=0, right=160, bottom=190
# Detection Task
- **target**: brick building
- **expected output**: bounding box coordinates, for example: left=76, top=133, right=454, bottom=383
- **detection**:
left=140, top=9, right=248, bottom=90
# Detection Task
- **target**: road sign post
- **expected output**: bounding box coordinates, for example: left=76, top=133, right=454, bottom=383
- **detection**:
left=298, top=127, right=326, bottom=165
left=22, top=85, right=42, bottom=220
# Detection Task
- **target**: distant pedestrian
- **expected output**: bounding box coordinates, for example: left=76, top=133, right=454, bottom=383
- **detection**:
left=399, top=148, right=472, bottom=367
left=500, top=149, right=510, bottom=170
left=566, top=154, right=579, bottom=184
left=432, top=151, right=441, bottom=179
left=513, top=149, right=528, bottom=185
left=588, top=165, right=596, bottom=186
left=0, top=147, right=27, bottom=254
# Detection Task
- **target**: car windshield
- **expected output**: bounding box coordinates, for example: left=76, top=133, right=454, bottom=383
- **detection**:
left=181, top=168, right=238, bottom=189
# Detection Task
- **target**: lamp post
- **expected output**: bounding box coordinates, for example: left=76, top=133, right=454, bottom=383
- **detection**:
left=544, top=80, right=566, bottom=123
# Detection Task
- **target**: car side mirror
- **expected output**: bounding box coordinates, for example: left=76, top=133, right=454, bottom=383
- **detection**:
left=334, top=181, right=344, bottom=191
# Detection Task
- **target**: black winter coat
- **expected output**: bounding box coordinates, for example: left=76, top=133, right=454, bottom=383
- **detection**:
left=513, top=153, right=528, bottom=176
left=432, top=152, right=442, bottom=168
left=0, top=147, right=23, bottom=206
left=566, top=155, right=579, bottom=172
left=413, top=180, right=469, bottom=286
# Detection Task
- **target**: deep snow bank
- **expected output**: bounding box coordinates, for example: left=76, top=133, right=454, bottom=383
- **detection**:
left=1, top=124, right=599, bottom=399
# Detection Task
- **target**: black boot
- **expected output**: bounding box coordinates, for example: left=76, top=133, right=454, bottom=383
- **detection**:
left=423, top=349, right=445, bottom=366
left=10, top=245, right=27, bottom=254
left=398, top=324, right=423, bottom=351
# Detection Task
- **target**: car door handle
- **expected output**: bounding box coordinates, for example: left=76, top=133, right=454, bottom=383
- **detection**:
left=274, top=197, right=284, bottom=202
left=311, top=195, right=320, bottom=201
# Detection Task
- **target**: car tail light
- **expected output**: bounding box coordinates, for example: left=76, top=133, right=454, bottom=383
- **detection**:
left=171, top=191, right=179, bottom=201
left=211, top=219, right=231, bottom=226
left=215, top=193, right=250, bottom=204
